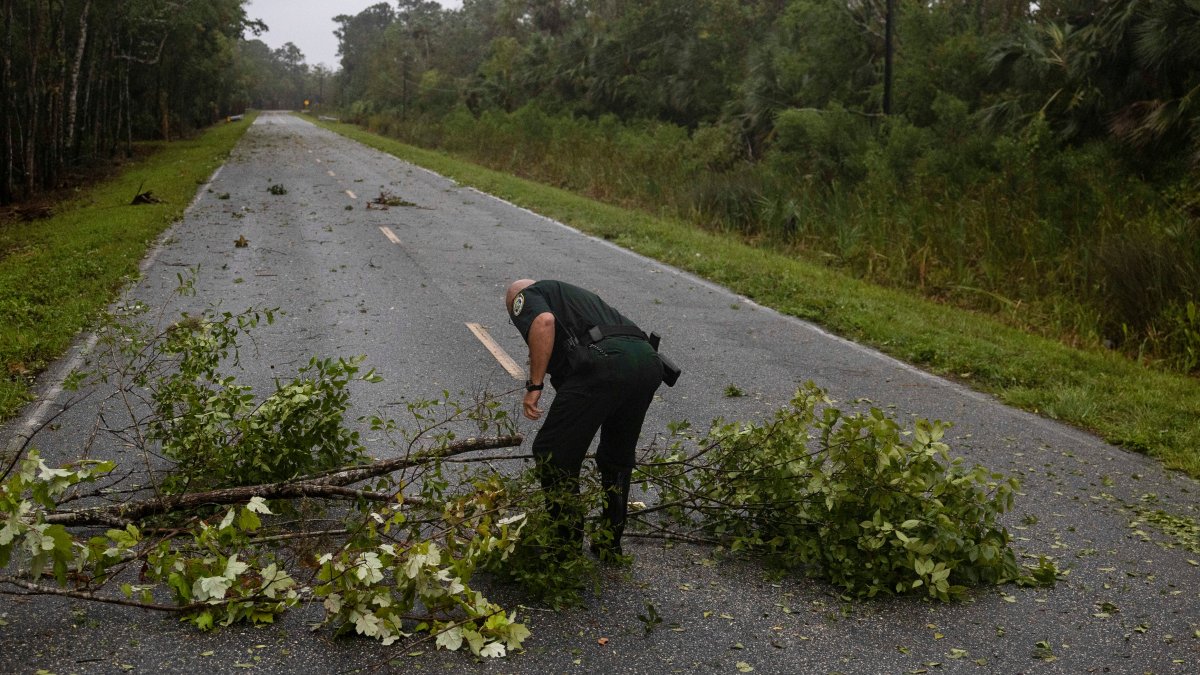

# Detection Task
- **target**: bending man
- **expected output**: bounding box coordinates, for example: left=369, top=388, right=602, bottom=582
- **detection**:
left=505, top=279, right=663, bottom=558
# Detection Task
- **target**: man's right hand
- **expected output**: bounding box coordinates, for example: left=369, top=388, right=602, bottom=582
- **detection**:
left=523, top=389, right=543, bottom=420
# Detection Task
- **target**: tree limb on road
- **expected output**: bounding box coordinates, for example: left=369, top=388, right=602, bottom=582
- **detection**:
left=44, top=434, right=523, bottom=527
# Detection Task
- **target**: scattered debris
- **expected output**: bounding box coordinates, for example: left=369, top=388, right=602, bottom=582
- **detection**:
left=267, top=184, right=288, bottom=195
left=130, top=180, right=164, bottom=205
left=234, top=235, right=249, bottom=248
left=131, top=191, right=162, bottom=205
left=11, top=205, right=53, bottom=221
left=368, top=190, right=418, bottom=209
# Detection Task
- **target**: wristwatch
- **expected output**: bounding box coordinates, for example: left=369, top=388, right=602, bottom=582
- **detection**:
left=525, top=380, right=544, bottom=392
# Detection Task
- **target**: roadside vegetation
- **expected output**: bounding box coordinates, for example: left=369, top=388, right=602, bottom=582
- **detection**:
left=0, top=114, right=255, bottom=418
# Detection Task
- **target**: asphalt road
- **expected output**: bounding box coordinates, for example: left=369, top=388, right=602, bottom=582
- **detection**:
left=2, top=112, right=1197, bottom=674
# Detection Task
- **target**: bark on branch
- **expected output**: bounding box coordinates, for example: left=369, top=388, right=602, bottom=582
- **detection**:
left=45, top=435, right=523, bottom=527
left=0, top=576, right=181, bottom=611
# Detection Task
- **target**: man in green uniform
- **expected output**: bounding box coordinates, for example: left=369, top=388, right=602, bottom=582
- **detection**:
left=505, top=278, right=663, bottom=558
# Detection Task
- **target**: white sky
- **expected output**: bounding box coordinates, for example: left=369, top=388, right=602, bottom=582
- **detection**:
left=244, top=1, right=463, bottom=70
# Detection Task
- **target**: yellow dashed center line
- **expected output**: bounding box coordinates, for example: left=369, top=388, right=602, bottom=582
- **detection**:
left=465, top=323, right=525, bottom=380
left=378, top=226, right=401, bottom=245
left=345, top=189, right=356, bottom=199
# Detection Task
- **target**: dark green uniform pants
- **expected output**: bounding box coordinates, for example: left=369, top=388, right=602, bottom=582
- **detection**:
left=532, top=337, right=662, bottom=552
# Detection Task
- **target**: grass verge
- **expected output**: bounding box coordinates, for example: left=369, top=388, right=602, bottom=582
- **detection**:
left=0, top=114, right=257, bottom=419
left=310, top=116, right=1200, bottom=478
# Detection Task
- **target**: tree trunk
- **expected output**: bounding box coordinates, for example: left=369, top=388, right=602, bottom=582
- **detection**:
left=159, top=88, right=169, bottom=141
left=65, top=0, right=92, bottom=155
left=1, top=0, right=14, bottom=204
left=23, top=0, right=45, bottom=197
left=79, top=31, right=97, bottom=158
left=48, top=0, right=68, bottom=186
left=122, top=56, right=131, bottom=156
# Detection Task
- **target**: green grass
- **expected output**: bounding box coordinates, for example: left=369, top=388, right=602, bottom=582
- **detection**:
left=311, top=116, right=1200, bottom=478
left=0, top=114, right=256, bottom=418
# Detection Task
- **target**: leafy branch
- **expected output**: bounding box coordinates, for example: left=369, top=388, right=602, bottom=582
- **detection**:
left=633, top=383, right=1057, bottom=600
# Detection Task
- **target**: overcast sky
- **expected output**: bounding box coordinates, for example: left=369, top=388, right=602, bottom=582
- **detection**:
left=244, top=1, right=463, bottom=70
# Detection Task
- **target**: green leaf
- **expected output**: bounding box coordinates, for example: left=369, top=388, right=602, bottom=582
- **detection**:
left=223, top=555, right=249, bottom=579
left=237, top=507, right=262, bottom=533
left=479, top=642, right=506, bottom=658
left=436, top=626, right=464, bottom=651
left=194, top=611, right=214, bottom=631
left=463, top=628, right=485, bottom=655
left=502, top=622, right=531, bottom=649
left=246, top=497, right=272, bottom=514
left=193, top=576, right=231, bottom=601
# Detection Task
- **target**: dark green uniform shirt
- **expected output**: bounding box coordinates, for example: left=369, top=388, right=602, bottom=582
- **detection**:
left=509, top=280, right=639, bottom=378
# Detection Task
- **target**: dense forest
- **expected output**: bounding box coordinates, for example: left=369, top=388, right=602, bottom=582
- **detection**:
left=3, top=0, right=1198, bottom=373
left=0, top=0, right=319, bottom=205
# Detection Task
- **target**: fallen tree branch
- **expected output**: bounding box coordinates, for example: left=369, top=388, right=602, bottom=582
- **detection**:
left=624, top=530, right=719, bottom=546
left=45, top=435, right=522, bottom=526
left=0, top=576, right=181, bottom=611
left=245, top=528, right=350, bottom=545
left=312, top=434, right=522, bottom=486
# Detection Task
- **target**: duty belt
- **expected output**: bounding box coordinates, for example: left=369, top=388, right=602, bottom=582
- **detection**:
left=586, top=324, right=681, bottom=387
left=586, top=324, right=647, bottom=344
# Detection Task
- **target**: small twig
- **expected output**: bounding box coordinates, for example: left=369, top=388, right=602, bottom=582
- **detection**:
left=244, top=529, right=350, bottom=545
left=2, top=396, right=86, bottom=482
left=441, top=453, right=534, bottom=463
left=624, top=531, right=718, bottom=546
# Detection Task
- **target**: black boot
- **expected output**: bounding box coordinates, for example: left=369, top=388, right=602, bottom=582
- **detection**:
left=537, top=463, right=584, bottom=559
left=593, top=469, right=632, bottom=560
left=548, top=493, right=585, bottom=555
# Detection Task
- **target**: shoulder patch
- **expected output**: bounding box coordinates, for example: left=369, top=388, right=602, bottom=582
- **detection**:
left=512, top=293, right=525, bottom=316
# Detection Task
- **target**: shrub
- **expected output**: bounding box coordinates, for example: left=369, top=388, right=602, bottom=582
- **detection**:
left=686, top=167, right=764, bottom=233
left=114, top=306, right=375, bottom=493
left=686, top=121, right=745, bottom=173
left=1093, top=222, right=1200, bottom=348
left=767, top=106, right=870, bottom=186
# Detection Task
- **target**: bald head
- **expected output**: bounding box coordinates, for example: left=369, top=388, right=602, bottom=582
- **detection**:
left=505, top=279, right=536, bottom=314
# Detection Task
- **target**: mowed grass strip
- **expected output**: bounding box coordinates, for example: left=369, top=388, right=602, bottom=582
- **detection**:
left=0, top=114, right=256, bottom=419
left=311, top=116, right=1200, bottom=479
